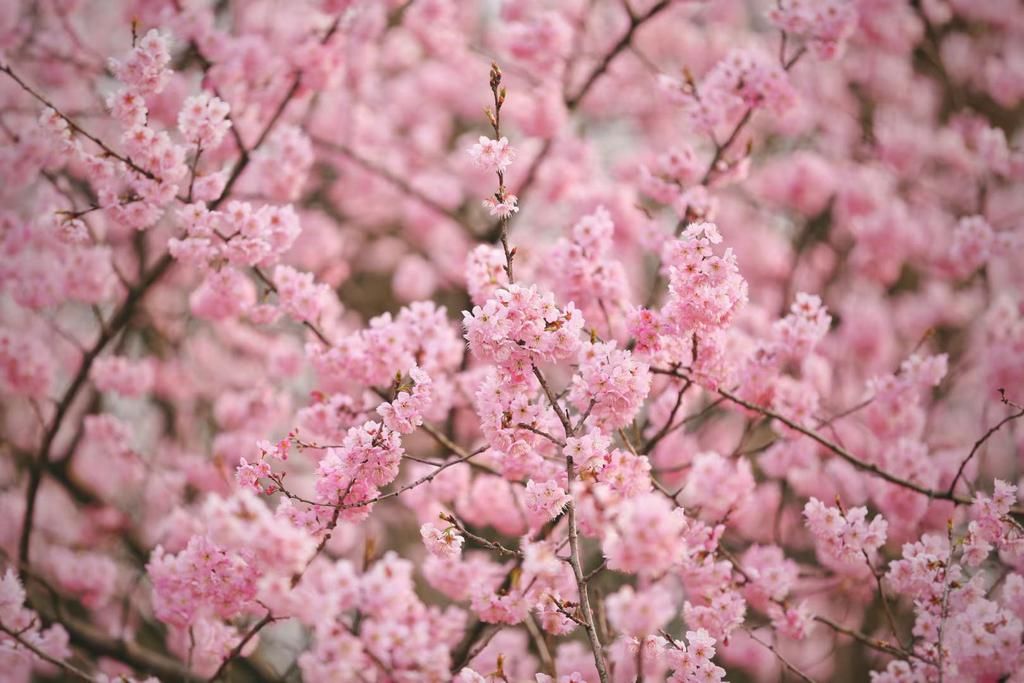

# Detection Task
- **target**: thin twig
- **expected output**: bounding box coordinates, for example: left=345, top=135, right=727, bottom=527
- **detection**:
left=651, top=367, right=979, bottom=507
left=0, top=621, right=96, bottom=682
left=745, top=628, right=817, bottom=683
left=443, top=513, right=522, bottom=559
left=0, top=64, right=158, bottom=181
left=565, top=0, right=671, bottom=109
left=207, top=610, right=279, bottom=681
left=313, top=137, right=472, bottom=232
left=947, top=389, right=1024, bottom=496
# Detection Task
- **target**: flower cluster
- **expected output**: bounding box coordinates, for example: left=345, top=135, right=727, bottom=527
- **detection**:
left=804, top=498, right=888, bottom=566
left=147, top=535, right=259, bottom=627
left=468, top=136, right=516, bottom=174
left=603, top=493, right=688, bottom=577
left=464, top=284, right=584, bottom=383
left=108, top=29, right=172, bottom=96
left=0, top=327, right=53, bottom=398
left=663, top=629, right=727, bottom=683
left=0, top=570, right=71, bottom=679
left=661, top=49, right=797, bottom=134
left=314, top=420, right=404, bottom=514
left=568, top=341, right=651, bottom=432
left=377, top=366, right=433, bottom=434
left=170, top=201, right=303, bottom=271
left=662, top=222, right=749, bottom=335
left=524, top=479, right=572, bottom=524
left=177, top=93, right=232, bottom=148
left=3, top=1, right=1024, bottom=681
left=548, top=207, right=630, bottom=325
left=309, top=300, right=463, bottom=391
left=768, top=0, right=859, bottom=59
left=964, top=480, right=1022, bottom=564
left=772, top=292, right=832, bottom=358
left=883, top=532, right=1024, bottom=680
left=273, top=264, right=335, bottom=324
left=420, top=521, right=465, bottom=559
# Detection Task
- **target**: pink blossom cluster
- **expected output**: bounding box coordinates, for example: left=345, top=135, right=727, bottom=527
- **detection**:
left=177, top=93, right=232, bottom=148
left=804, top=497, right=888, bottom=566
left=964, top=480, right=1023, bottom=564
left=469, top=136, right=516, bottom=174
left=314, top=420, right=404, bottom=512
left=603, top=492, right=688, bottom=577
left=0, top=570, right=70, bottom=679
left=464, top=283, right=584, bottom=383
left=377, top=366, right=433, bottom=434
left=147, top=534, right=259, bottom=627
left=420, top=520, right=465, bottom=559
left=108, top=30, right=172, bottom=96
left=768, top=0, right=859, bottom=59
left=309, top=300, right=463, bottom=391
left=547, top=207, right=630, bottom=325
left=2, top=1, right=1024, bottom=681
left=0, top=213, right=119, bottom=310
left=661, top=49, right=797, bottom=134
left=0, top=327, right=52, bottom=397
left=882, top=528, right=1024, bottom=680
left=661, top=222, right=749, bottom=337
left=569, top=341, right=652, bottom=432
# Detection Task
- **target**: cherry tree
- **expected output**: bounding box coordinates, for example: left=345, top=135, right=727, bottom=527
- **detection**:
left=1, top=0, right=1024, bottom=682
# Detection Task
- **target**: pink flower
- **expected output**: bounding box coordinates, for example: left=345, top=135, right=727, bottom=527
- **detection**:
left=482, top=194, right=519, bottom=217
left=108, top=29, right=172, bottom=96
left=377, top=366, right=433, bottom=434
left=420, top=522, right=464, bottom=559
left=661, top=222, right=749, bottom=334
left=949, top=215, right=995, bottom=277
left=524, top=479, right=571, bottom=521
left=468, top=136, right=516, bottom=173
left=236, top=457, right=272, bottom=494
left=466, top=245, right=511, bottom=305
left=768, top=0, right=858, bottom=59
left=606, top=584, right=676, bottom=637
left=314, top=420, right=404, bottom=514
left=178, top=93, right=232, bottom=148
left=548, top=207, right=630, bottom=326
left=803, top=498, right=888, bottom=565
left=147, top=535, right=259, bottom=627
left=569, top=341, right=651, bottom=432
left=273, top=264, right=333, bottom=324
left=768, top=602, right=813, bottom=640
left=464, top=284, right=584, bottom=384
left=603, top=493, right=688, bottom=577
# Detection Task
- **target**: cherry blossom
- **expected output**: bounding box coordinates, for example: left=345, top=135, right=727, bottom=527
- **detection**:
left=1, top=1, right=1023, bottom=681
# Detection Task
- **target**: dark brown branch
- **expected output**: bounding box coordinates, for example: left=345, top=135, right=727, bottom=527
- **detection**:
left=564, top=454, right=609, bottom=682
left=19, top=252, right=174, bottom=569
left=643, top=380, right=691, bottom=451
left=442, top=513, right=522, bottom=559
left=565, top=0, right=671, bottom=109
